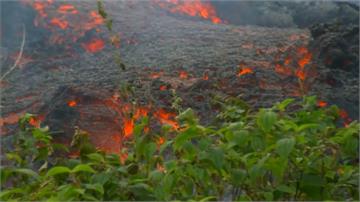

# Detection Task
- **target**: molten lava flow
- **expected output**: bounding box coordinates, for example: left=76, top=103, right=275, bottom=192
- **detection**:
left=338, top=109, right=348, bottom=119
left=154, top=109, right=179, bottom=130
left=123, top=118, right=134, bottom=138
left=82, top=38, right=105, bottom=53
left=284, top=55, right=292, bottom=65
left=237, top=67, right=253, bottom=76
left=317, top=100, right=327, bottom=108
left=134, top=107, right=149, bottom=120
left=338, top=109, right=352, bottom=127
left=298, top=52, right=312, bottom=69
left=154, top=0, right=223, bottom=24
left=159, top=85, right=167, bottom=91
left=29, top=116, right=41, bottom=127
left=23, top=1, right=105, bottom=46
left=50, top=18, right=69, bottom=29
left=67, top=100, right=77, bottom=107
left=57, top=4, right=78, bottom=14
left=179, top=71, right=188, bottom=79
left=295, top=69, right=306, bottom=81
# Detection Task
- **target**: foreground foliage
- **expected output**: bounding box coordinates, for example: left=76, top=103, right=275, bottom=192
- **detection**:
left=1, top=96, right=359, bottom=201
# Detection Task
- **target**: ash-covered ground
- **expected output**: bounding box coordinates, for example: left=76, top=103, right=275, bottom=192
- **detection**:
left=1, top=1, right=358, bottom=151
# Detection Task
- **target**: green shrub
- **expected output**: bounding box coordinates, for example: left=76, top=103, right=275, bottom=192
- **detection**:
left=1, top=96, right=358, bottom=201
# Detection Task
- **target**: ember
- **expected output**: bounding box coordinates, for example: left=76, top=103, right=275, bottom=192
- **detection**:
left=123, top=118, right=134, bottom=138
left=179, top=71, right=188, bottom=79
left=50, top=18, right=69, bottom=29
left=57, top=4, right=78, bottom=14
left=82, top=38, right=105, bottom=53
left=317, top=100, right=327, bottom=108
left=67, top=100, right=77, bottom=107
left=237, top=67, right=253, bottom=76
left=159, top=85, right=167, bottom=91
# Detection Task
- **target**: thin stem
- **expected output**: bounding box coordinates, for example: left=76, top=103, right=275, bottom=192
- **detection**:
left=1, top=24, right=26, bottom=81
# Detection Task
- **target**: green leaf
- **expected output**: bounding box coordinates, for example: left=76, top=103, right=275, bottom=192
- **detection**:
left=231, top=169, right=247, bottom=185
left=173, top=126, right=200, bottom=150
left=159, top=140, right=172, bottom=154
left=84, top=183, right=104, bottom=195
left=177, top=108, right=198, bottom=125
left=6, top=153, right=22, bottom=164
left=13, top=168, right=39, bottom=179
left=208, top=147, right=224, bottom=170
left=149, top=170, right=164, bottom=182
left=87, top=153, right=105, bottom=163
left=32, top=128, right=52, bottom=143
left=276, top=184, right=295, bottom=194
left=71, top=164, right=96, bottom=173
left=46, top=166, right=71, bottom=177
left=257, top=109, right=277, bottom=133
left=0, top=188, right=25, bottom=200
left=296, top=123, right=319, bottom=132
left=144, top=142, right=157, bottom=161
left=275, top=98, right=294, bottom=111
left=276, top=138, right=295, bottom=158
left=200, top=196, right=217, bottom=201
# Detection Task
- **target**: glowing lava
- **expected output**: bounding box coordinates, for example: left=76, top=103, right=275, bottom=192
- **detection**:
left=154, top=0, right=223, bottom=24
left=67, top=100, right=77, bottom=107
left=179, top=70, right=189, bottom=79
left=237, top=67, right=253, bottom=76
left=82, top=38, right=105, bottom=53
left=154, top=109, right=179, bottom=130
left=317, top=100, right=327, bottom=108
left=22, top=1, right=105, bottom=46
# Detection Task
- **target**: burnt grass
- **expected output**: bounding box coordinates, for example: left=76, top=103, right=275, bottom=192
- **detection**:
left=0, top=1, right=358, bottom=148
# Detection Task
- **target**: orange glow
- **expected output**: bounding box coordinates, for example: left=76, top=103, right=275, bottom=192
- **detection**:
left=123, top=118, right=134, bottom=138
left=111, top=134, right=121, bottom=143
left=339, top=109, right=348, bottom=119
left=203, top=72, right=209, bottom=80
left=89, top=11, right=104, bottom=25
left=82, top=38, right=105, bottom=53
left=133, top=107, right=149, bottom=120
left=150, top=72, right=163, bottom=79
left=144, top=126, right=150, bottom=133
left=29, top=117, right=40, bottom=127
left=179, top=71, right=188, bottom=79
left=317, top=100, right=327, bottom=108
left=284, top=55, right=292, bottom=65
left=119, top=152, right=128, bottom=164
left=237, top=67, right=253, bottom=76
left=154, top=109, right=179, bottom=130
left=159, top=85, right=167, bottom=91
left=154, top=0, right=223, bottom=24
left=57, top=4, right=78, bottom=14
left=298, top=52, right=312, bottom=69
left=23, top=1, right=104, bottom=45
left=156, top=137, right=165, bottom=146
left=295, top=69, right=306, bottom=81
left=275, top=64, right=292, bottom=76
left=50, top=18, right=69, bottom=29
left=67, top=100, right=77, bottom=107
left=0, top=112, right=25, bottom=127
